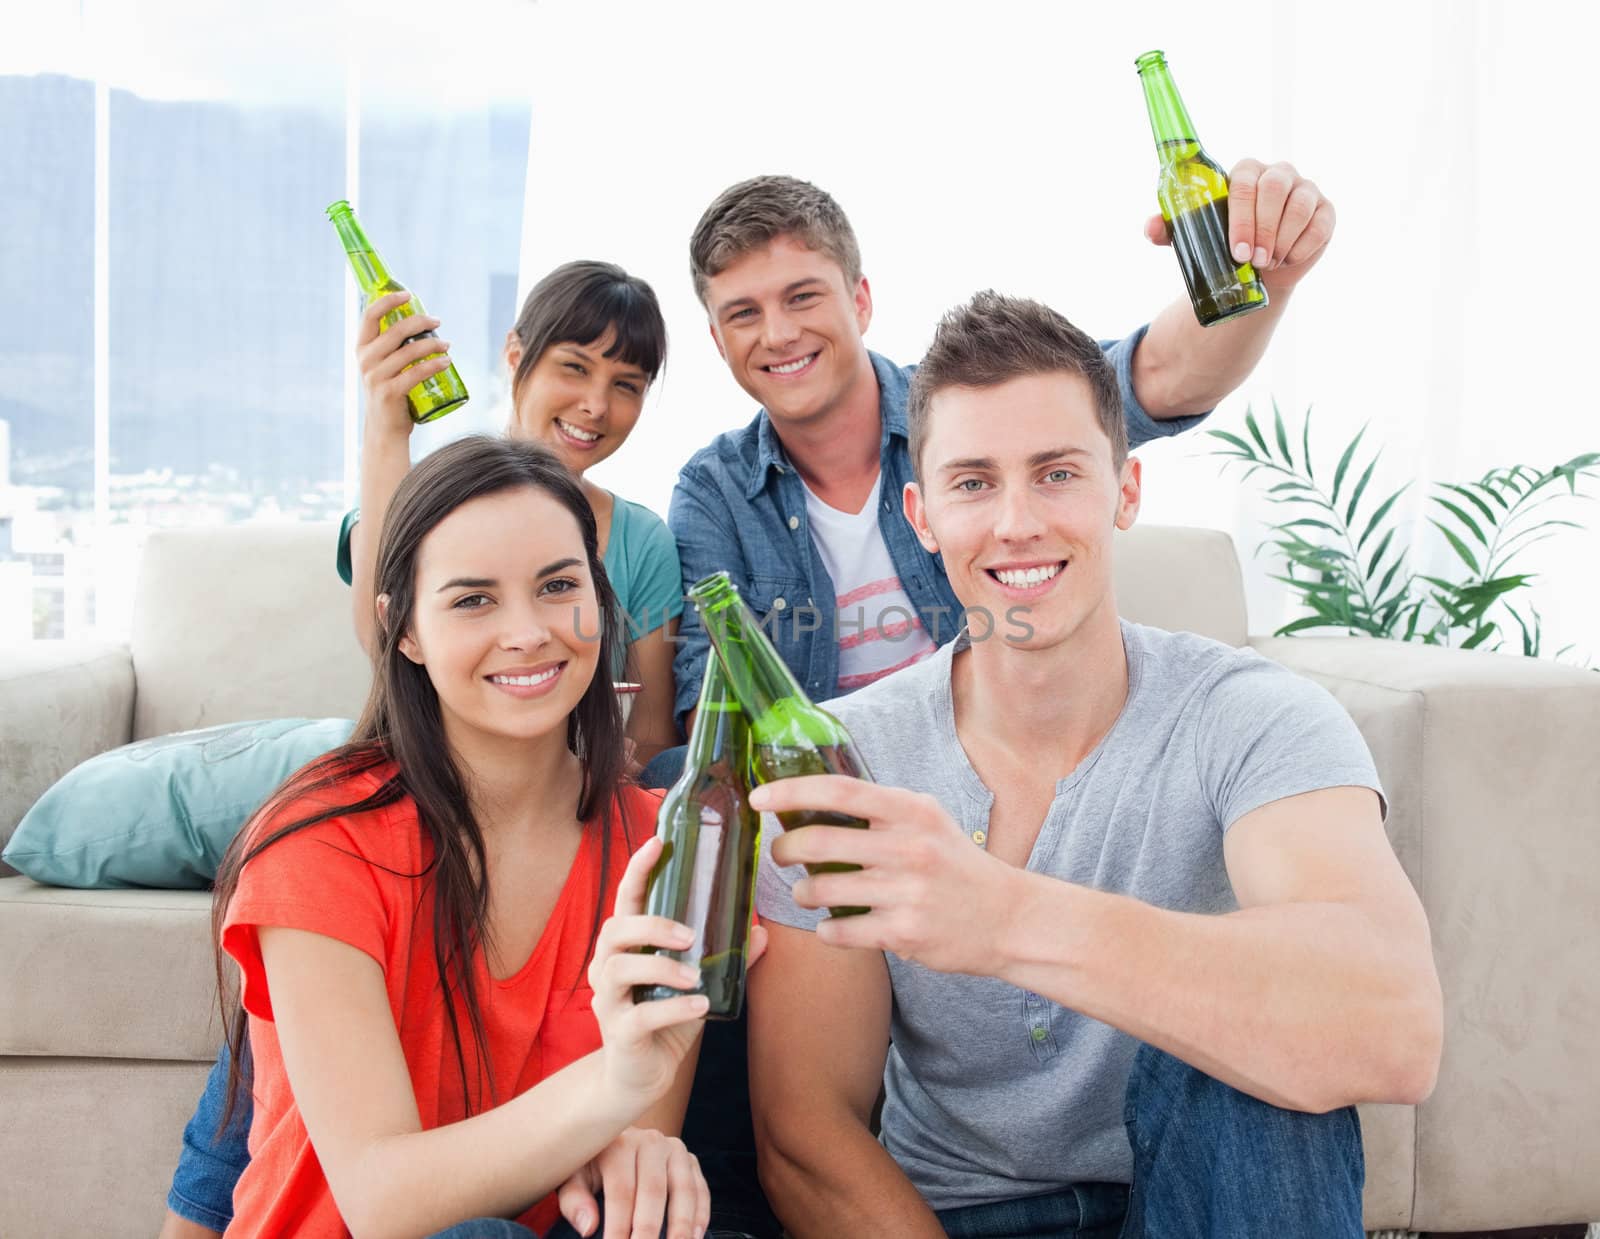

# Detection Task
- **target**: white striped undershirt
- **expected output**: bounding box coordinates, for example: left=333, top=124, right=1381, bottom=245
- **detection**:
left=801, top=474, right=938, bottom=695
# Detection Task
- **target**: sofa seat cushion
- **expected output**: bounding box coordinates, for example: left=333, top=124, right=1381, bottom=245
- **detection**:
left=0, top=877, right=221, bottom=1061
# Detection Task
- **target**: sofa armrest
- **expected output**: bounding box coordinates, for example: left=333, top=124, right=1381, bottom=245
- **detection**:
left=0, top=642, right=135, bottom=866
left=1250, top=635, right=1600, bottom=1231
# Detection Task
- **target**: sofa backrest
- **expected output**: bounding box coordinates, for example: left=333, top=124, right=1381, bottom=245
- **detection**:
left=130, top=525, right=371, bottom=740
left=128, top=520, right=1247, bottom=738
left=1113, top=524, right=1247, bottom=647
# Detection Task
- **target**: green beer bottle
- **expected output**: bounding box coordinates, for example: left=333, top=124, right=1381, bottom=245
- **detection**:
left=635, top=654, right=762, bottom=1019
left=1135, top=50, right=1269, bottom=327
left=325, top=199, right=469, bottom=424
left=689, top=571, right=873, bottom=918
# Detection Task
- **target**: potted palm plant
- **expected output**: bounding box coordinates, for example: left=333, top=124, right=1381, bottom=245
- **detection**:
left=1210, top=404, right=1598, bottom=659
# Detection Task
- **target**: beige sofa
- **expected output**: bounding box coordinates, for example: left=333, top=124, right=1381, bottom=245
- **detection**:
left=2, top=523, right=1597, bottom=1238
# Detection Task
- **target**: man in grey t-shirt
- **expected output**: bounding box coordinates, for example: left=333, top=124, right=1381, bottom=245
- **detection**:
left=745, top=293, right=1442, bottom=1239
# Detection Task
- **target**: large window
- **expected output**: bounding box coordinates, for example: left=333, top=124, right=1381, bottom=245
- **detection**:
left=0, top=28, right=530, bottom=640
left=0, top=75, right=95, bottom=642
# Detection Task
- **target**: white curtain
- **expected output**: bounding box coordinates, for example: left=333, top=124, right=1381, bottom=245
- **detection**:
left=520, top=0, right=1599, bottom=660
left=7, top=0, right=1596, bottom=657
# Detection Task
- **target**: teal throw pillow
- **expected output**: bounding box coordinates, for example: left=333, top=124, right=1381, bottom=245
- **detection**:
left=3, top=718, right=356, bottom=889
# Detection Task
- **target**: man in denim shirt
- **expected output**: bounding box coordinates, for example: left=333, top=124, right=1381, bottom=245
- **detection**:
left=668, top=169, right=1335, bottom=731
left=653, top=170, right=1336, bottom=1239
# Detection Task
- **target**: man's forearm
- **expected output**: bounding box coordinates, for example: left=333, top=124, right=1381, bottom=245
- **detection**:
left=997, top=872, right=1440, bottom=1113
left=760, top=1115, right=944, bottom=1239
left=1132, top=283, right=1294, bottom=419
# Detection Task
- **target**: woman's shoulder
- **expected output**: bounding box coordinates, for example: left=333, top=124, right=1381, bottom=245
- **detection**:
left=243, top=754, right=420, bottom=868
left=603, top=494, right=684, bottom=622
left=607, top=493, right=676, bottom=552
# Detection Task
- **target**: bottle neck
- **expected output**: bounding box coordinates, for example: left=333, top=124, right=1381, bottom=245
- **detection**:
left=683, top=660, right=748, bottom=772
left=688, top=575, right=807, bottom=723
left=1138, top=58, right=1200, bottom=156
left=327, top=207, right=395, bottom=295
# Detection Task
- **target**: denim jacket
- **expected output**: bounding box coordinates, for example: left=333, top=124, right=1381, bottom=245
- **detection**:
left=667, top=330, right=1207, bottom=728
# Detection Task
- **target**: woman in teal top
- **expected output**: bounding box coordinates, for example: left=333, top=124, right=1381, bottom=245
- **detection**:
left=340, top=261, right=683, bottom=767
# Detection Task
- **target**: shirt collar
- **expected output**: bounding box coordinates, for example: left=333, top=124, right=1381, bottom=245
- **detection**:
left=746, top=351, right=909, bottom=500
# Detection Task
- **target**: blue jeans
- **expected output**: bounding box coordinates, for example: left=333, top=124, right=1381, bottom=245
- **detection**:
left=933, top=1042, right=1364, bottom=1238
left=169, top=1031, right=777, bottom=1237
left=423, top=1220, right=603, bottom=1239
left=167, top=1038, right=252, bottom=1231
left=638, top=744, right=687, bottom=792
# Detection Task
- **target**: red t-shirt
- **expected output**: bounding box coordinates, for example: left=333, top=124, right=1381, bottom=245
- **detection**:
left=220, top=761, right=660, bottom=1238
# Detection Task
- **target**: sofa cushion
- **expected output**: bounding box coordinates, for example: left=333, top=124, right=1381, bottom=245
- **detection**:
left=130, top=524, right=371, bottom=740
left=3, top=718, right=355, bottom=889
left=1113, top=524, right=1247, bottom=646
left=0, top=640, right=134, bottom=866
left=0, top=877, right=221, bottom=1061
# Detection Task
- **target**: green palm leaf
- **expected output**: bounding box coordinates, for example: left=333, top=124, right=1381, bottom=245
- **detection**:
left=1366, top=528, right=1396, bottom=580
left=1441, top=482, right=1498, bottom=525
left=1429, top=520, right=1481, bottom=575
left=1207, top=429, right=1256, bottom=456
left=1330, top=424, right=1368, bottom=508
left=1274, top=614, right=1342, bottom=637
left=1470, top=480, right=1510, bottom=511
left=1432, top=496, right=1488, bottom=546
left=1374, top=555, right=1407, bottom=602
left=1359, top=483, right=1411, bottom=551
left=1344, top=457, right=1379, bottom=525
left=1243, top=407, right=1270, bottom=457
left=1273, top=400, right=1294, bottom=467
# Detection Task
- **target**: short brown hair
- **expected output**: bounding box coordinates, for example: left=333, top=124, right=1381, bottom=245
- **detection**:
left=907, top=291, right=1127, bottom=482
left=689, top=175, right=862, bottom=304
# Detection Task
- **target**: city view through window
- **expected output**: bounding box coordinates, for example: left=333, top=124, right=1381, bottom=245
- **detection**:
left=1, top=68, right=528, bottom=642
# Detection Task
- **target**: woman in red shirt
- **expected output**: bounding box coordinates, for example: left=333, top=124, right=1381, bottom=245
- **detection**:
left=208, top=435, right=740, bottom=1239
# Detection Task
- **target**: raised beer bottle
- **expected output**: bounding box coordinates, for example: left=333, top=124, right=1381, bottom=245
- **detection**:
left=325, top=199, right=469, bottom=423
left=1135, top=50, right=1268, bottom=326
left=689, top=571, right=873, bottom=918
left=635, top=655, right=761, bottom=1019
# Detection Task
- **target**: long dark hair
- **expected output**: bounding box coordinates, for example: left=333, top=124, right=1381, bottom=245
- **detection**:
left=210, top=436, right=633, bottom=1132
left=510, top=259, right=668, bottom=398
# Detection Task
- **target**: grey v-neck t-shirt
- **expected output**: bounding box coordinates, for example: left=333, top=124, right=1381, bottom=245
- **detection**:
left=754, top=620, right=1384, bottom=1210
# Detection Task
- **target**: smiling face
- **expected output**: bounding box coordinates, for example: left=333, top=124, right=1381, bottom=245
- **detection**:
left=702, top=234, right=876, bottom=429
left=505, top=328, right=649, bottom=477
left=905, top=370, right=1141, bottom=654
left=396, top=486, right=602, bottom=758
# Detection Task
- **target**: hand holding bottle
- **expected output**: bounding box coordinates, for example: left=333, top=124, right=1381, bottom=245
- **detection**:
left=356, top=290, right=455, bottom=441
left=327, top=199, right=469, bottom=423
left=751, top=775, right=1019, bottom=978
left=589, top=837, right=714, bottom=1106
left=1143, top=159, right=1335, bottom=292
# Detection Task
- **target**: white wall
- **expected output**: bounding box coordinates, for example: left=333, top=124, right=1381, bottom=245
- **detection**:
left=518, top=0, right=1599, bottom=656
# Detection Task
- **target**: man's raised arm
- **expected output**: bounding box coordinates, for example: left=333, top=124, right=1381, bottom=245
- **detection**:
left=747, top=923, right=943, bottom=1239
left=1132, top=159, right=1336, bottom=418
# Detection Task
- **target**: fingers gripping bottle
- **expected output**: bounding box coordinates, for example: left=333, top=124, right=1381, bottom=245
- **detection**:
left=689, top=571, right=874, bottom=919
left=326, top=199, right=469, bottom=423
left=1135, top=50, right=1269, bottom=327
left=635, top=655, right=761, bottom=1019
